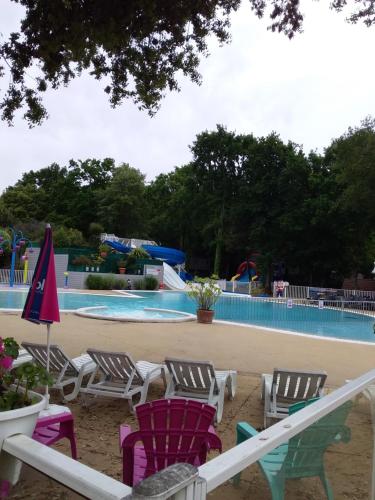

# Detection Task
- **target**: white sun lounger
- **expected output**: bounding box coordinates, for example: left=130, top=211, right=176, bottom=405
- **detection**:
left=262, top=368, right=327, bottom=427
left=80, top=349, right=165, bottom=412
left=21, top=341, right=97, bottom=402
left=164, top=357, right=237, bottom=423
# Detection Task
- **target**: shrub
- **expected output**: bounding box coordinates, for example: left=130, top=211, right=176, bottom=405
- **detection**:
left=133, top=279, right=143, bottom=290
left=86, top=274, right=118, bottom=289
left=143, top=275, right=159, bottom=290
left=132, top=276, right=159, bottom=290
left=113, top=279, right=126, bottom=290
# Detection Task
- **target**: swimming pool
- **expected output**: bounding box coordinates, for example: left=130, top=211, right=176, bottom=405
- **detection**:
left=1, top=289, right=374, bottom=342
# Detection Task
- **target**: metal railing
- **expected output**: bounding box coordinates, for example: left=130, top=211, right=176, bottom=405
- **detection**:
left=2, top=369, right=375, bottom=498
left=0, top=269, right=33, bottom=286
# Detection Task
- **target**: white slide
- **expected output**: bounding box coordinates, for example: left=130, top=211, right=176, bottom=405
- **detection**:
left=163, top=262, right=187, bottom=290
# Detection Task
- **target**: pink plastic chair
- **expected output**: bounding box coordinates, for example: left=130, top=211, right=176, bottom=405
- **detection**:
left=32, top=412, right=77, bottom=459
left=120, top=399, right=222, bottom=486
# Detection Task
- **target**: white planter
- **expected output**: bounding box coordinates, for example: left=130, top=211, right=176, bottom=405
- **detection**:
left=0, top=391, right=46, bottom=484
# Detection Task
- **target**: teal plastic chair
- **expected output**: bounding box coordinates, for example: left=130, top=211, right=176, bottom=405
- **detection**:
left=235, top=399, right=352, bottom=499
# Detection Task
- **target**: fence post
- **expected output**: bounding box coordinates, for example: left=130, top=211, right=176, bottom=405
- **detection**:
left=131, top=463, right=207, bottom=499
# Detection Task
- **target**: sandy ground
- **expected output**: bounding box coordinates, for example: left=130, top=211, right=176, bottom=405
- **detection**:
left=1, top=311, right=375, bottom=499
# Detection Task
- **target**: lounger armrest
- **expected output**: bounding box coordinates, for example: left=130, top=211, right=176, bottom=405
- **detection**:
left=143, top=364, right=164, bottom=380
left=236, top=422, right=258, bottom=445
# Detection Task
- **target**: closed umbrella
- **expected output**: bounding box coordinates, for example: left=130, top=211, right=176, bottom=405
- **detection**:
left=22, top=223, right=60, bottom=406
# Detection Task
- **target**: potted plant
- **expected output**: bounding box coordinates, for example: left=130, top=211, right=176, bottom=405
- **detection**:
left=0, top=337, right=51, bottom=484
left=187, top=277, right=222, bottom=324
left=99, top=243, right=111, bottom=258
left=118, top=259, right=127, bottom=274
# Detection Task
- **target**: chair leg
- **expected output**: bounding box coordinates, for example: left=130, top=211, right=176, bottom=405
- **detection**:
left=61, top=419, right=78, bottom=460
left=0, top=481, right=10, bottom=499
left=319, top=472, right=334, bottom=500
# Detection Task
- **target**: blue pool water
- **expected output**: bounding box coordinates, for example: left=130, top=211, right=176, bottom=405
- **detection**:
left=1, top=290, right=374, bottom=342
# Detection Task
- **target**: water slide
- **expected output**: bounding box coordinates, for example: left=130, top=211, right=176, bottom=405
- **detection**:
left=162, top=262, right=187, bottom=290
left=142, top=245, right=185, bottom=266
left=104, top=240, right=132, bottom=253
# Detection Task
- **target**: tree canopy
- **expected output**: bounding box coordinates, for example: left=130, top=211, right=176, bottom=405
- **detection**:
left=1, top=0, right=375, bottom=125
left=0, top=119, right=374, bottom=286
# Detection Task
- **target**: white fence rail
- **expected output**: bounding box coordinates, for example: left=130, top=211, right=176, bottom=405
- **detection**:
left=0, top=269, right=33, bottom=286
left=2, top=369, right=375, bottom=498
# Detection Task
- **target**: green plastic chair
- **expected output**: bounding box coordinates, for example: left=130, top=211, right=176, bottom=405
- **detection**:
left=235, top=399, right=352, bottom=500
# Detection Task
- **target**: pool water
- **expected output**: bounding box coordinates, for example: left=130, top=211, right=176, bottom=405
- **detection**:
left=1, top=290, right=374, bottom=342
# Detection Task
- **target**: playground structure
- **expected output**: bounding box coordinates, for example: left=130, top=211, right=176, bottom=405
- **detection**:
left=231, top=259, right=259, bottom=283
left=101, top=234, right=187, bottom=290
left=0, top=227, right=33, bottom=287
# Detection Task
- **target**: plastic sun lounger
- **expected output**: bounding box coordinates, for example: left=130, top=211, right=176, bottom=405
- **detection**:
left=12, top=348, right=33, bottom=368
left=261, top=368, right=327, bottom=428
left=164, top=357, right=237, bottom=424
left=80, top=349, right=165, bottom=412
left=21, top=341, right=97, bottom=402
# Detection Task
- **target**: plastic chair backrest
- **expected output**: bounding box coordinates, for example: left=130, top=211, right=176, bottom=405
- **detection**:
left=284, top=400, right=352, bottom=478
left=135, top=399, right=216, bottom=477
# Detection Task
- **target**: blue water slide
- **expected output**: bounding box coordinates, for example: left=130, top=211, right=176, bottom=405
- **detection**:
left=142, top=245, right=185, bottom=266
left=104, top=240, right=132, bottom=253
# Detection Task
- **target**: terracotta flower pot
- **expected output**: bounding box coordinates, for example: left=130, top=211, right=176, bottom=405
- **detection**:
left=119, top=267, right=126, bottom=274
left=196, top=309, right=214, bottom=324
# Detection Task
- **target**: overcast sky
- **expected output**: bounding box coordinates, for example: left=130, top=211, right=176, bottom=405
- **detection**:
left=0, top=1, right=374, bottom=194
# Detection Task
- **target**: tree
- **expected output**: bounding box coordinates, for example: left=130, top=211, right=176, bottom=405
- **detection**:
left=323, top=118, right=375, bottom=277
left=0, top=159, right=115, bottom=233
left=1, top=0, right=374, bottom=125
left=98, top=164, right=148, bottom=237
left=189, top=125, right=248, bottom=275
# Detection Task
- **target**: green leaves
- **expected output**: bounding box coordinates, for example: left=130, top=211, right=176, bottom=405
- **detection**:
left=187, top=277, right=222, bottom=311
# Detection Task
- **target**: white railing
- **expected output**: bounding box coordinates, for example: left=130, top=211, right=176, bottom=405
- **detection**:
left=285, top=284, right=375, bottom=301
left=283, top=284, right=308, bottom=299
left=3, top=369, right=375, bottom=499
left=0, top=269, right=33, bottom=286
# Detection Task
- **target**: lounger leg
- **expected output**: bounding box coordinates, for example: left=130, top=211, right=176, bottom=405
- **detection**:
left=228, top=372, right=237, bottom=400
left=63, top=371, right=86, bottom=402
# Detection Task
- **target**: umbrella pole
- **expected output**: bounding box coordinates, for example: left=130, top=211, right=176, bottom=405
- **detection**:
left=46, top=323, right=51, bottom=409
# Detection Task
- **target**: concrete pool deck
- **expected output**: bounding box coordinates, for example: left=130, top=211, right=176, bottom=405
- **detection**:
left=3, top=311, right=375, bottom=499
left=3, top=311, right=375, bottom=386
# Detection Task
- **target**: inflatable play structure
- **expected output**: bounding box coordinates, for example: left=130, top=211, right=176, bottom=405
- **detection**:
left=101, top=234, right=187, bottom=290
left=231, top=260, right=259, bottom=282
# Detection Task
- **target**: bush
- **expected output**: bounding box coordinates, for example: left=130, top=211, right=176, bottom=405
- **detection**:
left=143, top=275, right=159, bottom=290
left=113, top=279, right=126, bottom=290
left=132, top=276, right=159, bottom=290
left=86, top=274, right=120, bottom=290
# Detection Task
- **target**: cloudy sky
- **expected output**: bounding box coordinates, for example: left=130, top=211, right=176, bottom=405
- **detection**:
left=0, top=1, right=374, bottom=194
